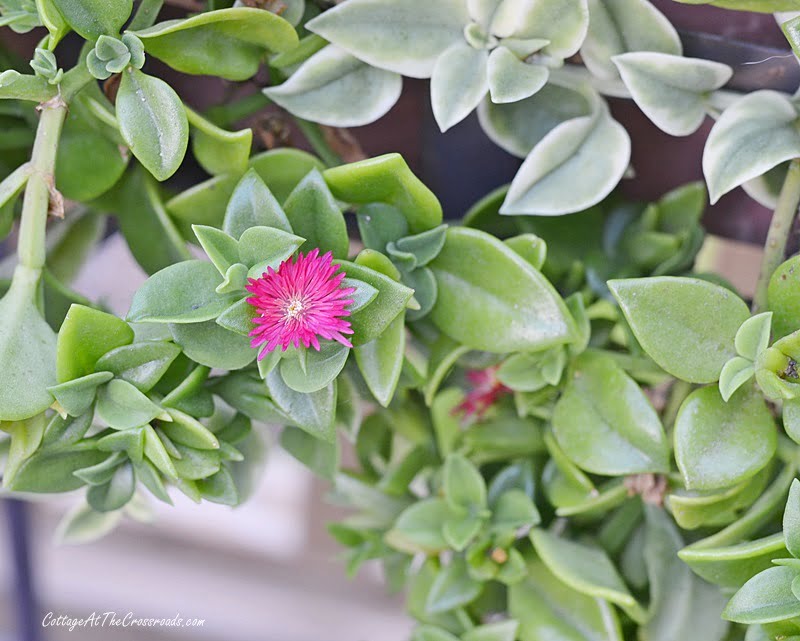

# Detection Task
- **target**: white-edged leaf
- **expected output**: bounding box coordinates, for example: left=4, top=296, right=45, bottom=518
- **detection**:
left=431, top=42, right=489, bottom=132
left=613, top=52, right=731, bottom=136
left=487, top=46, right=549, bottom=104
left=509, top=0, right=589, bottom=58
left=703, top=90, right=800, bottom=204
left=581, top=0, right=681, bottom=79
left=478, top=81, right=594, bottom=158
left=306, top=0, right=469, bottom=78
left=500, top=104, right=631, bottom=215
left=264, top=45, right=402, bottom=127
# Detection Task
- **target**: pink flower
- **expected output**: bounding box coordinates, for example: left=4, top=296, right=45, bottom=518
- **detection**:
left=453, top=366, right=511, bottom=420
left=245, top=249, right=356, bottom=358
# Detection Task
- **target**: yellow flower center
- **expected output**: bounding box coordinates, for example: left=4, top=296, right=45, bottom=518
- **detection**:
left=285, top=298, right=305, bottom=319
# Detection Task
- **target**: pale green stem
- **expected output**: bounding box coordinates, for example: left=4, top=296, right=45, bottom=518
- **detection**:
left=16, top=103, right=67, bottom=276
left=752, top=158, right=800, bottom=313
left=129, top=0, right=165, bottom=30
left=292, top=117, right=343, bottom=168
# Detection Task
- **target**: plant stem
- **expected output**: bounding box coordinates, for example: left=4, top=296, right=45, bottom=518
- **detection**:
left=59, top=61, right=94, bottom=102
left=16, top=102, right=67, bottom=274
left=129, top=0, right=165, bottom=31
left=752, top=158, right=800, bottom=313
left=294, top=117, right=342, bottom=167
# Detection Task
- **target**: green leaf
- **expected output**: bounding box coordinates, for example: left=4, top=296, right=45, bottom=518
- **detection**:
left=509, top=556, right=624, bottom=641
left=425, top=556, right=482, bottom=614
left=280, top=425, right=339, bottom=479
left=238, top=225, right=305, bottom=272
left=56, top=102, right=128, bottom=201
left=463, top=622, right=519, bottom=641
left=531, top=528, right=638, bottom=611
left=324, top=153, right=442, bottom=234
left=337, top=258, right=413, bottom=345
left=133, top=7, right=298, bottom=80
left=50, top=0, right=132, bottom=39
left=785, top=399, right=800, bottom=445
left=769, top=255, right=800, bottom=339
left=116, top=68, right=188, bottom=181
left=48, top=371, right=113, bottom=417
left=429, top=227, right=574, bottom=353
left=704, top=91, right=800, bottom=204
left=143, top=425, right=178, bottom=479
left=580, top=0, right=681, bottom=79
left=159, top=408, right=219, bottom=450
left=508, top=0, right=588, bottom=59
left=95, top=341, right=180, bottom=393
left=500, top=104, right=630, bottom=216
left=280, top=341, right=350, bottom=393
left=7, top=444, right=106, bottom=492
left=197, top=466, right=240, bottom=506
left=192, top=225, right=239, bottom=276
left=394, top=225, right=448, bottom=268
left=42, top=411, right=93, bottom=449
left=613, top=52, right=731, bottom=136
left=719, top=356, right=755, bottom=402
left=641, top=505, right=730, bottom=641
left=56, top=304, right=133, bottom=383
left=223, top=168, right=292, bottom=239
left=306, top=0, right=468, bottom=78
left=96, top=379, right=165, bottom=430
left=386, top=497, right=450, bottom=555
left=95, top=427, right=145, bottom=463
left=186, top=107, right=251, bottom=176
left=357, top=203, right=409, bottom=251
left=723, top=566, right=800, bottom=624
left=282, top=168, right=348, bottom=259
left=167, top=149, right=323, bottom=234
left=490, top=489, right=541, bottom=535
left=171, top=442, right=221, bottom=480
left=478, top=83, right=594, bottom=159
left=487, top=46, right=549, bottom=104
left=87, top=461, right=135, bottom=512
left=3, top=413, right=46, bottom=488
left=266, top=368, right=336, bottom=441
left=443, top=453, right=487, bottom=514
left=609, top=277, right=750, bottom=383
left=674, top=385, right=776, bottom=491
left=134, top=459, right=172, bottom=504
left=785, top=480, right=800, bottom=559
left=442, top=514, right=482, bottom=551
left=265, top=45, right=402, bottom=127
left=431, top=42, right=488, bottom=132
left=341, top=277, right=378, bottom=314
left=404, top=267, right=438, bottom=321
left=737, top=313, right=773, bottom=361
left=54, top=501, right=123, bottom=545
left=127, top=260, right=239, bottom=324
left=215, top=299, right=256, bottom=336
left=0, top=281, right=57, bottom=420
left=354, top=313, right=405, bottom=407
left=169, top=320, right=256, bottom=370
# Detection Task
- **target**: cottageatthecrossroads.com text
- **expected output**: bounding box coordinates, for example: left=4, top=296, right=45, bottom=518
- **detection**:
left=42, top=611, right=206, bottom=632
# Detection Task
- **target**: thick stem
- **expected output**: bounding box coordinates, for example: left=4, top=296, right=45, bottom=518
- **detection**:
left=16, top=103, right=67, bottom=274
left=752, top=158, right=800, bottom=313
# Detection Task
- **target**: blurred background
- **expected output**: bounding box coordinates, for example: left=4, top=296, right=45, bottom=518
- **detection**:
left=0, top=1, right=794, bottom=640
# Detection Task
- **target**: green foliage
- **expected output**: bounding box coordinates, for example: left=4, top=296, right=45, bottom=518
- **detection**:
left=2, top=0, right=800, bottom=637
